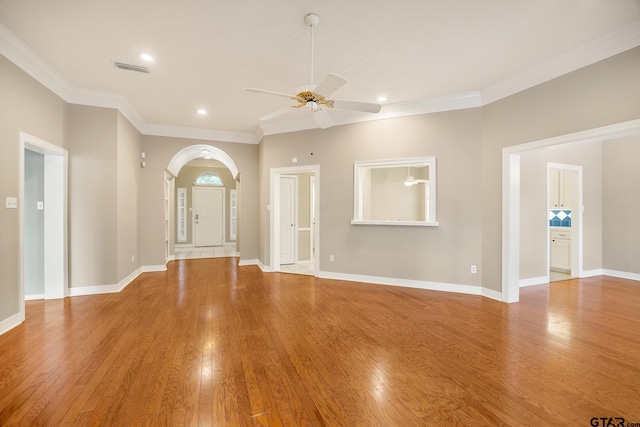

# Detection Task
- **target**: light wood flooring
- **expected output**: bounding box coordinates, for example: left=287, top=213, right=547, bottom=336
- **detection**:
left=1, top=259, right=639, bottom=426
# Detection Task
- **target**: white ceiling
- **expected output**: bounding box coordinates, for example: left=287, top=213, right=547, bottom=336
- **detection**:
left=1, top=1, right=639, bottom=143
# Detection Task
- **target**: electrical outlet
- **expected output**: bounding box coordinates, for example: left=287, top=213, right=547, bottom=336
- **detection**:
left=5, top=197, right=17, bottom=209
left=470, top=265, right=477, bottom=274
left=131, top=254, right=135, bottom=262
left=329, top=255, right=334, bottom=262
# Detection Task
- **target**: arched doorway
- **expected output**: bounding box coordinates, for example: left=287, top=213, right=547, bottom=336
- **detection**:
left=166, top=145, right=240, bottom=261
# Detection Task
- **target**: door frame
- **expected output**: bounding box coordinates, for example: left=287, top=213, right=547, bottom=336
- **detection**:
left=19, top=132, right=68, bottom=310
left=192, top=186, right=225, bottom=247
left=502, top=118, right=640, bottom=303
left=546, top=163, right=583, bottom=279
left=270, top=165, right=320, bottom=275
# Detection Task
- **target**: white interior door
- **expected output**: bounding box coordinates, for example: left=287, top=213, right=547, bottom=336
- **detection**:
left=193, top=187, right=224, bottom=247
left=279, top=176, right=296, bottom=265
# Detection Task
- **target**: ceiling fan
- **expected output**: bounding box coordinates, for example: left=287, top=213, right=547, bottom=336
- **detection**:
left=243, top=13, right=382, bottom=129
left=404, top=167, right=428, bottom=186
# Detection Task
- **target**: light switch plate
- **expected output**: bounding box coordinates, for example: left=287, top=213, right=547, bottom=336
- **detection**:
left=37, top=201, right=44, bottom=210
left=5, top=197, right=17, bottom=209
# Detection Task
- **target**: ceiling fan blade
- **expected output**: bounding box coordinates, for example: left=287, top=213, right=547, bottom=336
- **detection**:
left=314, top=74, right=348, bottom=97
left=259, top=107, right=293, bottom=121
left=243, top=88, right=296, bottom=99
left=332, top=100, right=382, bottom=114
left=312, top=108, right=333, bottom=129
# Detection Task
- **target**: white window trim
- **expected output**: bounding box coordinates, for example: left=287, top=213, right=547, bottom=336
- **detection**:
left=352, top=157, right=438, bottom=226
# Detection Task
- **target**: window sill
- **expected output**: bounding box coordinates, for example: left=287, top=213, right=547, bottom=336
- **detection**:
left=351, top=220, right=439, bottom=227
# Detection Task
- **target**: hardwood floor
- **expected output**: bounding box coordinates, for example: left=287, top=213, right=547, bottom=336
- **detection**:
left=1, top=260, right=640, bottom=426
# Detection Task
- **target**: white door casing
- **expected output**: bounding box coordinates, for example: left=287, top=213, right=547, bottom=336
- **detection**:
left=503, top=119, right=640, bottom=303
left=19, top=132, right=68, bottom=308
left=270, top=165, right=320, bottom=275
left=193, top=187, right=224, bottom=247
left=279, top=176, right=297, bottom=265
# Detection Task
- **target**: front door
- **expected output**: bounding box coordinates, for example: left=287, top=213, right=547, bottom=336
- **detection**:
left=279, top=176, right=296, bottom=265
left=193, top=187, right=224, bottom=247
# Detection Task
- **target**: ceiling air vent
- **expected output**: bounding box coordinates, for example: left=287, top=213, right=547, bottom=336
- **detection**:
left=114, top=62, right=150, bottom=74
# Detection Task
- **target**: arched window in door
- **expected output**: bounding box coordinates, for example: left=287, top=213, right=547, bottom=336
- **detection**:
left=195, top=172, right=222, bottom=185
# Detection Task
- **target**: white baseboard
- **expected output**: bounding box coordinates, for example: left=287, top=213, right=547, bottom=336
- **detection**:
left=581, top=269, right=603, bottom=277
left=259, top=260, right=272, bottom=272
left=520, top=276, right=548, bottom=288
left=602, top=269, right=640, bottom=282
left=63, top=263, right=170, bottom=298
left=142, top=264, right=168, bottom=273
left=238, top=258, right=261, bottom=267
left=68, top=267, right=142, bottom=297
left=317, top=270, right=497, bottom=299
left=481, top=287, right=504, bottom=301
left=25, top=294, right=45, bottom=301
left=0, top=311, right=24, bottom=336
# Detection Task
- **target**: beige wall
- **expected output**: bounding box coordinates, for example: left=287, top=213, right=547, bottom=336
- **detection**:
left=1, top=45, right=639, bottom=329
left=260, top=109, right=485, bottom=286
left=481, top=46, right=640, bottom=291
left=519, top=141, right=603, bottom=279
left=68, top=105, right=118, bottom=287
left=602, top=135, right=640, bottom=274
left=260, top=47, right=640, bottom=291
left=175, top=165, right=236, bottom=244
left=117, top=112, right=143, bottom=281
left=69, top=106, right=143, bottom=287
left=139, top=136, right=259, bottom=266
left=0, top=55, right=67, bottom=321
left=368, top=167, right=424, bottom=221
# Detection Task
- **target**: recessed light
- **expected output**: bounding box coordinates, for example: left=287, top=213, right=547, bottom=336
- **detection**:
left=140, top=53, right=154, bottom=62
left=376, top=96, right=388, bottom=103
left=197, top=108, right=207, bottom=116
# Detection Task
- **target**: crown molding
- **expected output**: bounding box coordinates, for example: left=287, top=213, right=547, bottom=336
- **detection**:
left=142, top=123, right=259, bottom=144
left=0, top=24, right=73, bottom=102
left=0, top=23, right=258, bottom=144
left=66, top=87, right=147, bottom=131
left=2, top=19, right=639, bottom=141
left=481, top=20, right=640, bottom=104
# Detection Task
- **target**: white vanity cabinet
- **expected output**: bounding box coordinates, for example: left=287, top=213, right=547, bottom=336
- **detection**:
left=550, top=229, right=571, bottom=272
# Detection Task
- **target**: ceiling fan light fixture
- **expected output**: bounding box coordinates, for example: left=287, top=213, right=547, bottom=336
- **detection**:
left=242, top=12, right=381, bottom=130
